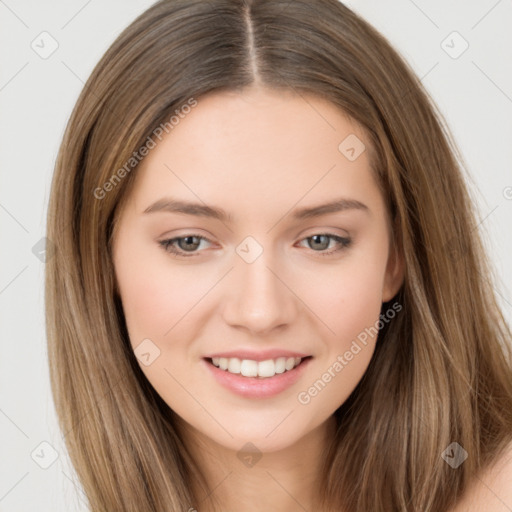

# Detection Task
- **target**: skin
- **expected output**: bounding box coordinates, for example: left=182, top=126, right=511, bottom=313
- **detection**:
left=449, top=441, right=512, bottom=512
left=112, top=86, right=404, bottom=511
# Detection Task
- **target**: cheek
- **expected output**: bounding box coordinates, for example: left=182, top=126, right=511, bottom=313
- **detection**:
left=304, top=252, right=388, bottom=347
left=295, top=245, right=388, bottom=405
left=114, top=240, right=208, bottom=347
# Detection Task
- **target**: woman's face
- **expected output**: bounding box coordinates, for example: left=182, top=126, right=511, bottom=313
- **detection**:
left=112, top=86, right=403, bottom=453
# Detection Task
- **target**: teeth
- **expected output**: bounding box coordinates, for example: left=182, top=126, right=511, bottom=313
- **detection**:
left=257, top=359, right=275, bottom=378
left=210, top=356, right=304, bottom=378
left=275, top=357, right=286, bottom=374
left=240, top=359, right=258, bottom=377
left=228, top=358, right=241, bottom=374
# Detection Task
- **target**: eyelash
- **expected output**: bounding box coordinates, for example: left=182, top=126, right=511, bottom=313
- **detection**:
left=158, top=233, right=352, bottom=258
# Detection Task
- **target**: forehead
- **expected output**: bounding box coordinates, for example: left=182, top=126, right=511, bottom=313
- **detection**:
left=125, top=86, right=385, bottom=222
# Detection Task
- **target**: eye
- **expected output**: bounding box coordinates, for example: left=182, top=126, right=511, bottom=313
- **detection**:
left=159, top=235, right=212, bottom=257
left=159, top=233, right=351, bottom=258
left=297, top=233, right=351, bottom=257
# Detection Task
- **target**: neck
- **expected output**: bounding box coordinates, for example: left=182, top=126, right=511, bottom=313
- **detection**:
left=177, top=415, right=338, bottom=512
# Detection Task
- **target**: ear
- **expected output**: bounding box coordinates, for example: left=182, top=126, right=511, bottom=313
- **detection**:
left=382, top=240, right=404, bottom=303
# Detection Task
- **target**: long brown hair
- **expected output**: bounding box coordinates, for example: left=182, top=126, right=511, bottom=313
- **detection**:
left=45, top=0, right=512, bottom=510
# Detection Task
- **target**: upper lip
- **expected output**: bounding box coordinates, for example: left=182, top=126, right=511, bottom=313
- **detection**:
left=204, top=349, right=311, bottom=362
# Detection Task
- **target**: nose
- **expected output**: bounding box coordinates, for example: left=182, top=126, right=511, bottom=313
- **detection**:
left=221, top=250, right=298, bottom=336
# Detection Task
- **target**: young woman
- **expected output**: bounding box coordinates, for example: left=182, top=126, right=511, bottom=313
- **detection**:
left=45, top=1, right=512, bottom=510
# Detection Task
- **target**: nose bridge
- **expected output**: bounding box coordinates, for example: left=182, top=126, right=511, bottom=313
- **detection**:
left=222, top=241, right=296, bottom=334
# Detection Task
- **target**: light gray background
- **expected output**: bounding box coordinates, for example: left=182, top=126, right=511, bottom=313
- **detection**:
left=1, top=1, right=511, bottom=510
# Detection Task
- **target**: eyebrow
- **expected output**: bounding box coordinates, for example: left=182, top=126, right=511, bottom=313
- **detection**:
left=143, top=196, right=369, bottom=222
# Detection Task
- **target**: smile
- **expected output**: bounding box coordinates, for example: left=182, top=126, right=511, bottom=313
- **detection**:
left=210, top=356, right=305, bottom=378
left=203, top=356, right=313, bottom=399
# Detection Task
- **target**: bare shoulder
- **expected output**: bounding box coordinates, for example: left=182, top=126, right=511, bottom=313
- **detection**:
left=449, top=440, right=512, bottom=512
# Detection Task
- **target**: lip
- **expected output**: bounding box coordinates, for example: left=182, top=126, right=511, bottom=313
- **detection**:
left=202, top=356, right=313, bottom=399
left=204, top=349, right=310, bottom=362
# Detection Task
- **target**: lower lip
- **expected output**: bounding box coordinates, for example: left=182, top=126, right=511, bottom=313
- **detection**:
left=203, top=357, right=312, bottom=399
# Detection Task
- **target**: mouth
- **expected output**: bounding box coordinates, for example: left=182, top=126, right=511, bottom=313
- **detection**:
left=203, top=354, right=313, bottom=398
left=204, top=355, right=313, bottom=379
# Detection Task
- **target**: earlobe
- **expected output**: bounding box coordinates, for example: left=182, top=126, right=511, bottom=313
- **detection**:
left=382, top=243, right=405, bottom=303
